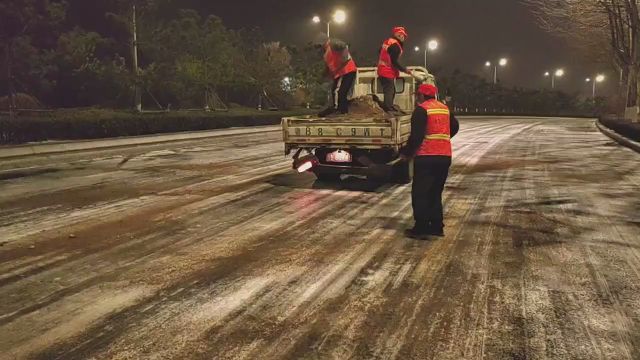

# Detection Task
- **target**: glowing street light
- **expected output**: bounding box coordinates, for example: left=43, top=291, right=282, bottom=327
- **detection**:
left=486, top=58, right=508, bottom=84
left=421, top=39, right=439, bottom=69
left=553, top=69, right=564, bottom=89
left=414, top=46, right=420, bottom=52
left=588, top=74, right=605, bottom=98
left=545, top=68, right=564, bottom=88
left=333, top=9, right=347, bottom=24
left=312, top=10, right=347, bottom=37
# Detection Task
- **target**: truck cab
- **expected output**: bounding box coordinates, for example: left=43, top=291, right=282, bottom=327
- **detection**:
left=282, top=66, right=435, bottom=182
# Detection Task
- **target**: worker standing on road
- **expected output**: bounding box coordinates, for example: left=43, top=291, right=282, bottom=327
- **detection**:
left=378, top=26, right=423, bottom=113
left=400, top=84, right=459, bottom=240
left=315, top=35, right=358, bottom=117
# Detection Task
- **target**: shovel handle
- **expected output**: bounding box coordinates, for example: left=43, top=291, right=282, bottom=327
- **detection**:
left=386, top=158, right=404, bottom=166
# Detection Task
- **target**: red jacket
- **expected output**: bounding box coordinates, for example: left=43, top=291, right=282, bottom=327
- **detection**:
left=324, top=40, right=357, bottom=79
left=377, top=38, right=403, bottom=79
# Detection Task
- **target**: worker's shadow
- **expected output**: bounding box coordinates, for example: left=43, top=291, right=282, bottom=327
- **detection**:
left=268, top=173, right=395, bottom=193
left=313, top=176, right=395, bottom=193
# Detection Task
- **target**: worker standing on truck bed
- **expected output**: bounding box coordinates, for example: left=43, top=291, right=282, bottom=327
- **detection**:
left=400, top=84, right=459, bottom=240
left=378, top=26, right=423, bottom=113
left=315, top=35, right=358, bottom=117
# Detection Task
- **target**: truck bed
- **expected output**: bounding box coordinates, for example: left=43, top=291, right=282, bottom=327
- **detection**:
left=282, top=114, right=411, bottom=154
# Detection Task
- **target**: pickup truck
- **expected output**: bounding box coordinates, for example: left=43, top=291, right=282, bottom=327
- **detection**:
left=282, top=66, right=435, bottom=182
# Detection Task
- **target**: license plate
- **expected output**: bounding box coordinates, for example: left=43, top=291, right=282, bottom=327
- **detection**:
left=327, top=150, right=352, bottom=163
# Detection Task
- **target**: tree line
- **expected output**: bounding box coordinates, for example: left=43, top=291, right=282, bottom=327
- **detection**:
left=0, top=0, right=328, bottom=110
left=524, top=0, right=640, bottom=119
left=0, top=0, right=610, bottom=115
left=440, top=70, right=608, bottom=116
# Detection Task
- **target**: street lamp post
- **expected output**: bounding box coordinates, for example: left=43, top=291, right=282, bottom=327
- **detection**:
left=486, top=58, right=508, bottom=84
left=545, top=69, right=564, bottom=89
left=586, top=74, right=605, bottom=98
left=423, top=40, right=438, bottom=69
left=312, top=9, right=346, bottom=37
left=554, top=69, right=564, bottom=89
left=554, top=69, right=564, bottom=88
left=132, top=5, right=142, bottom=112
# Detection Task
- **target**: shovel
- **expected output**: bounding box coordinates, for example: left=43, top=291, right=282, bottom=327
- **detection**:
left=358, top=156, right=405, bottom=181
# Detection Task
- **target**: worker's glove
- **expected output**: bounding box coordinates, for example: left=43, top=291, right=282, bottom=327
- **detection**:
left=411, top=72, right=426, bottom=82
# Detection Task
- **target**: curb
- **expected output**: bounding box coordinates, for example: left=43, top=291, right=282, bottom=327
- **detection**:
left=0, top=126, right=280, bottom=159
left=596, top=120, right=640, bottom=153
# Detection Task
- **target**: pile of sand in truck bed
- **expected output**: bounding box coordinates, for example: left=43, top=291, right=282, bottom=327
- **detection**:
left=346, top=95, right=386, bottom=116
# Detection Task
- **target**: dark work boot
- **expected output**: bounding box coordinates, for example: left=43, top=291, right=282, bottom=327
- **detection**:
left=426, top=224, right=445, bottom=237
left=404, top=225, right=430, bottom=240
left=392, top=105, right=408, bottom=115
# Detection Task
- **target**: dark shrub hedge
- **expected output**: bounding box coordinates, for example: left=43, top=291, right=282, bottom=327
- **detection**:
left=0, top=109, right=313, bottom=144
left=600, top=117, right=640, bottom=142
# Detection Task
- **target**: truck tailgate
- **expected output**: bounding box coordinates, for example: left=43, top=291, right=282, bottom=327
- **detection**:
left=282, top=115, right=411, bottom=148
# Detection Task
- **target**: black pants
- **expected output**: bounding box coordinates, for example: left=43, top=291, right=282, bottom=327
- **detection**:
left=331, top=71, right=356, bottom=113
left=380, top=77, right=396, bottom=111
left=412, top=156, right=452, bottom=230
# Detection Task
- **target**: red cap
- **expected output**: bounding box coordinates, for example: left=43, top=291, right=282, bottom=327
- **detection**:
left=417, top=84, right=438, bottom=97
left=392, top=26, right=408, bottom=38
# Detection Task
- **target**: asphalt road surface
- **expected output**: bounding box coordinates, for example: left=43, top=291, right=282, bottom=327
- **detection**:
left=1, top=117, right=639, bottom=360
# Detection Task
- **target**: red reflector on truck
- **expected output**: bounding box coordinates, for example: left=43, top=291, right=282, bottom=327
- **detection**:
left=297, top=161, right=314, bottom=173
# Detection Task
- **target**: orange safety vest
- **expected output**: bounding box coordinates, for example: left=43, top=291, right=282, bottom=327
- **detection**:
left=416, top=99, right=452, bottom=157
left=324, top=42, right=357, bottom=79
left=377, top=38, right=403, bottom=79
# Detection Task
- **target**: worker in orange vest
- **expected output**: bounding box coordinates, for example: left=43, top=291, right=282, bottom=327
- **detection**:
left=315, top=35, right=358, bottom=117
left=378, top=26, right=424, bottom=112
left=400, top=84, right=459, bottom=240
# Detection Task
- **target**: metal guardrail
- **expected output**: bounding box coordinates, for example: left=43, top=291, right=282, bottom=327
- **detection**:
left=451, top=108, right=599, bottom=118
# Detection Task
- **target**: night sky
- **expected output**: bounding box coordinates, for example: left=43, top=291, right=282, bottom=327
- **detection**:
left=204, top=0, right=611, bottom=95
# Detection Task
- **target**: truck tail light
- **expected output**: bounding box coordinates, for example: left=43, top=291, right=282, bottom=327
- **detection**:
left=297, top=161, right=314, bottom=173
left=293, top=154, right=319, bottom=173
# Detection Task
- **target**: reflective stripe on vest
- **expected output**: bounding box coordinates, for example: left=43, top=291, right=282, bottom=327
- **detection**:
left=416, top=99, right=452, bottom=157
left=377, top=38, right=402, bottom=79
left=324, top=42, right=357, bottom=79
left=425, top=134, right=451, bottom=141
left=426, top=109, right=450, bottom=116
